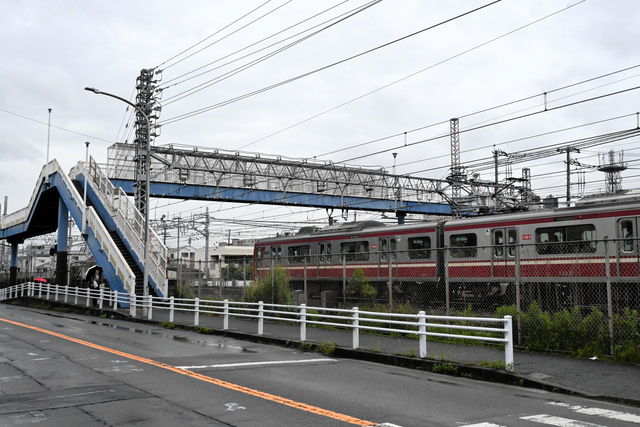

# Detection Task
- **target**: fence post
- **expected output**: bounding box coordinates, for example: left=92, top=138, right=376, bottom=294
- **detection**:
left=99, top=287, right=104, bottom=309
left=223, top=299, right=229, bottom=330
left=604, top=238, right=614, bottom=356
left=130, top=293, right=136, bottom=317
left=194, top=297, right=200, bottom=326
left=169, top=296, right=174, bottom=323
left=258, top=301, right=264, bottom=335
left=86, top=288, right=90, bottom=307
left=270, top=259, right=275, bottom=304
left=342, top=255, right=346, bottom=307
left=300, top=304, right=307, bottom=342
left=304, top=258, right=308, bottom=305
left=64, top=285, right=68, bottom=303
left=352, top=307, right=359, bottom=349
left=47, top=284, right=50, bottom=300
left=114, top=291, right=118, bottom=309
left=505, top=315, right=514, bottom=371
left=38, top=284, right=42, bottom=299
left=55, top=284, right=59, bottom=302
left=147, top=295, right=152, bottom=320
left=418, top=310, right=427, bottom=358
left=515, top=244, right=522, bottom=346
left=74, top=286, right=79, bottom=305
left=444, top=247, right=450, bottom=317
left=21, top=284, right=25, bottom=298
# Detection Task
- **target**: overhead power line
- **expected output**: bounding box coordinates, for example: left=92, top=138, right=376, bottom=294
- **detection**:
left=158, top=0, right=502, bottom=126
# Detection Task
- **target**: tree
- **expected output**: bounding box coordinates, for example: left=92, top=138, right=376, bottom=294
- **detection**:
left=246, top=264, right=291, bottom=304
left=346, top=269, right=377, bottom=302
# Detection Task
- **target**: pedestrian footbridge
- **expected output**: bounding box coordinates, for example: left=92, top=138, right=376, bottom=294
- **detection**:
left=0, top=159, right=168, bottom=305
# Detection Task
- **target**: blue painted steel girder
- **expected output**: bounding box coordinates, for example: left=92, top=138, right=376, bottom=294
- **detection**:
left=110, top=179, right=452, bottom=215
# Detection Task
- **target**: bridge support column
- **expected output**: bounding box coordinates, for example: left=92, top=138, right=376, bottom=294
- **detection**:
left=9, top=241, right=19, bottom=286
left=396, top=211, right=406, bottom=225
left=56, top=199, right=68, bottom=286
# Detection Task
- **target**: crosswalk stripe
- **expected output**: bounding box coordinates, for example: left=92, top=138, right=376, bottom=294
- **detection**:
left=521, top=414, right=607, bottom=427
left=548, top=402, right=640, bottom=424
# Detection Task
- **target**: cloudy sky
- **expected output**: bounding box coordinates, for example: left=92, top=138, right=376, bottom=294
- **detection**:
left=2, top=0, right=640, bottom=246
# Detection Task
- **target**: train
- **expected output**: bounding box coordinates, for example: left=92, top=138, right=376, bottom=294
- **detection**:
left=253, top=193, right=640, bottom=311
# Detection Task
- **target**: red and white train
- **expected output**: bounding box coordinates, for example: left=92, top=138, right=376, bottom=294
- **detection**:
left=254, top=194, right=640, bottom=309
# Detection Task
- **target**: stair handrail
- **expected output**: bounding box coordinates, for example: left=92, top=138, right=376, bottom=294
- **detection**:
left=73, top=157, right=167, bottom=297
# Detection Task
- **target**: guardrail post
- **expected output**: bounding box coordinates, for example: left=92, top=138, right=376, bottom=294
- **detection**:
left=194, top=297, right=200, bottom=326
left=64, top=285, right=68, bottom=303
left=223, top=299, right=229, bottom=330
left=21, top=284, right=25, bottom=298
left=86, top=288, right=90, bottom=307
left=131, top=293, right=136, bottom=317
left=47, top=284, right=51, bottom=300
left=300, top=304, right=307, bottom=342
left=505, top=315, right=514, bottom=371
left=352, top=307, right=359, bottom=349
left=38, top=284, right=42, bottom=299
left=169, top=296, right=174, bottom=323
left=54, top=285, right=59, bottom=302
left=99, top=287, right=104, bottom=309
left=114, top=291, right=118, bottom=309
left=418, top=311, right=427, bottom=358
left=258, top=301, right=264, bottom=335
left=74, top=286, right=79, bottom=305
left=147, top=295, right=152, bottom=320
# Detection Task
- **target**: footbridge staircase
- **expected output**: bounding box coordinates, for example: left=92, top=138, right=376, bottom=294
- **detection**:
left=0, top=159, right=168, bottom=305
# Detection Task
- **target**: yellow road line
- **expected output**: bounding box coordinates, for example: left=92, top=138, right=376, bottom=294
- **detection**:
left=0, top=317, right=374, bottom=426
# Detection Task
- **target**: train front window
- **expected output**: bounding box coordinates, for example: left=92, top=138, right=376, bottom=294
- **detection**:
left=450, top=233, right=477, bottom=258
left=408, top=236, right=431, bottom=259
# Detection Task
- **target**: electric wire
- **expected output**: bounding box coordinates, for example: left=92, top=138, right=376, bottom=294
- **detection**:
left=158, top=0, right=502, bottom=126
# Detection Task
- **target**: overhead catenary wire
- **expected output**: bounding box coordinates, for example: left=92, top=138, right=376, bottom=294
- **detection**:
left=158, top=0, right=502, bottom=126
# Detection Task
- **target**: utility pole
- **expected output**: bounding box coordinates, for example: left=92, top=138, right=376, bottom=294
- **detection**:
left=558, top=146, right=580, bottom=207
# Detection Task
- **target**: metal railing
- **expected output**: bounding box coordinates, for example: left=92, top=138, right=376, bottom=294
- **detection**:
left=71, top=157, right=168, bottom=296
left=0, top=282, right=514, bottom=371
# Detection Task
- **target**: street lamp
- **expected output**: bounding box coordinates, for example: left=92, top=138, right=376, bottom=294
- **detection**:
left=84, top=87, right=151, bottom=309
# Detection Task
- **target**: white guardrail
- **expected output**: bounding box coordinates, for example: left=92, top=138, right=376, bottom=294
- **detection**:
left=70, top=157, right=168, bottom=296
left=1, top=282, right=514, bottom=371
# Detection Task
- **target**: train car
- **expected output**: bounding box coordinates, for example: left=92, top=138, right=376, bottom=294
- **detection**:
left=254, top=196, right=640, bottom=310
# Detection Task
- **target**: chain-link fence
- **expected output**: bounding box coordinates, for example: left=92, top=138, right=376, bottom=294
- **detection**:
left=252, top=238, right=639, bottom=359
left=168, top=258, right=253, bottom=300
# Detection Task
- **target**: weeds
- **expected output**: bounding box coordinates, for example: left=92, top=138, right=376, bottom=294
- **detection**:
left=319, top=341, right=337, bottom=357
left=432, top=363, right=458, bottom=375
left=160, top=321, right=175, bottom=329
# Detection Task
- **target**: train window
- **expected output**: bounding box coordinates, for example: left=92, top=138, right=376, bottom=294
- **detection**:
left=620, top=220, right=634, bottom=252
left=507, top=229, right=517, bottom=257
left=288, top=245, right=310, bottom=263
left=450, top=233, right=477, bottom=258
left=493, top=230, right=504, bottom=257
left=536, top=225, right=596, bottom=254
left=408, top=236, right=431, bottom=259
left=340, top=241, right=369, bottom=261
left=319, top=243, right=326, bottom=263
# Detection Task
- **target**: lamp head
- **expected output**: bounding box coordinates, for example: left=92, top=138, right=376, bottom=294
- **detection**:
left=84, top=87, right=101, bottom=94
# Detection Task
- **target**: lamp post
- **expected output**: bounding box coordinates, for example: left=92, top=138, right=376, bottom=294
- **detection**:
left=84, top=87, right=151, bottom=311
left=82, top=141, right=90, bottom=235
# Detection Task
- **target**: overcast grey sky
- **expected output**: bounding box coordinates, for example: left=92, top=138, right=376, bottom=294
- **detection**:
left=2, top=0, right=640, bottom=245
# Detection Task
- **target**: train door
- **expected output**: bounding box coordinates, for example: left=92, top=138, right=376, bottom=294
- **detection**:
left=617, top=218, right=639, bottom=277
left=492, top=228, right=517, bottom=277
left=317, top=242, right=332, bottom=279
left=378, top=237, right=396, bottom=278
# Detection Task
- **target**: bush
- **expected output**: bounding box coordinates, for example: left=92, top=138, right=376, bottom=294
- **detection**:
left=245, top=265, right=291, bottom=304
left=346, top=269, right=377, bottom=302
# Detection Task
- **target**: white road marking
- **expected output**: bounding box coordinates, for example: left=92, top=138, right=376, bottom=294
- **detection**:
left=26, top=353, right=37, bottom=356
left=224, top=403, right=246, bottom=411
left=462, top=423, right=506, bottom=427
left=548, top=402, right=640, bottom=424
left=31, top=358, right=49, bottom=361
left=521, top=414, right=606, bottom=427
left=464, top=423, right=504, bottom=427
left=0, top=376, right=22, bottom=382
left=94, top=365, right=143, bottom=373
left=177, top=358, right=337, bottom=370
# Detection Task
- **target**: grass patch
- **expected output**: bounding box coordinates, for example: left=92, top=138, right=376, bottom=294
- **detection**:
left=432, top=363, right=458, bottom=375
left=160, top=321, right=176, bottom=329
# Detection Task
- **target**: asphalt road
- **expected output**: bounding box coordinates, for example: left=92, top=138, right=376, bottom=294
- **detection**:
left=0, top=304, right=638, bottom=427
